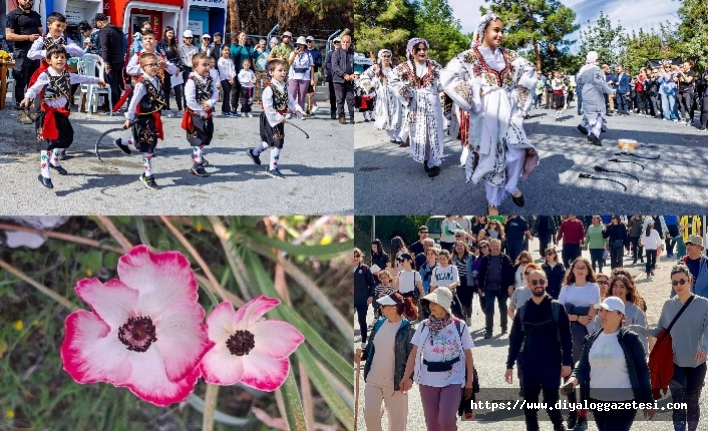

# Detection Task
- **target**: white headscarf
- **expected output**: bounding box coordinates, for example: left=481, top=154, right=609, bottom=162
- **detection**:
left=586, top=51, right=598, bottom=64
left=473, top=12, right=502, bottom=47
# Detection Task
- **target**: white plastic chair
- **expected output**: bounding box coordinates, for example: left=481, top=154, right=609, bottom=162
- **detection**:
left=77, top=53, right=112, bottom=116
left=6, top=69, right=15, bottom=106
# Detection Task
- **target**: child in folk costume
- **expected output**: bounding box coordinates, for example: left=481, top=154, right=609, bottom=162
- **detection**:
left=182, top=53, right=219, bottom=177
left=125, top=30, right=177, bottom=79
left=246, top=60, right=306, bottom=179
left=389, top=38, right=445, bottom=178
left=237, top=58, right=256, bottom=117
left=355, top=74, right=375, bottom=122
left=551, top=70, right=565, bottom=120
left=440, top=12, right=538, bottom=215
left=116, top=53, right=167, bottom=189
left=358, top=49, right=403, bottom=143
left=576, top=51, right=615, bottom=146
left=21, top=46, right=105, bottom=189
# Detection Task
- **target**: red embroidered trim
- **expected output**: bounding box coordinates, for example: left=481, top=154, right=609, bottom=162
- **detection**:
left=472, top=46, right=511, bottom=87
left=401, top=60, right=435, bottom=89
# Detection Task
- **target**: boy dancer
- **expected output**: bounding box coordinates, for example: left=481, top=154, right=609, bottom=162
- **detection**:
left=182, top=53, right=218, bottom=177
left=247, top=59, right=306, bottom=179
left=126, top=29, right=177, bottom=79
left=117, top=52, right=167, bottom=189
left=21, top=46, right=105, bottom=188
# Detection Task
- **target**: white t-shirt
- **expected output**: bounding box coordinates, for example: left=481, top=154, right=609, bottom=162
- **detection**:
left=514, top=266, right=526, bottom=288
left=397, top=270, right=419, bottom=294
left=559, top=282, right=601, bottom=308
left=368, top=320, right=402, bottom=387
left=411, top=319, right=474, bottom=387
left=588, top=331, right=633, bottom=401
left=431, top=265, right=459, bottom=290
left=641, top=229, right=662, bottom=250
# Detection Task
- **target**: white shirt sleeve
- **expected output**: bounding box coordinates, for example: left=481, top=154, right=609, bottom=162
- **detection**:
left=460, top=321, right=474, bottom=349
left=451, top=266, right=459, bottom=286
left=209, top=77, right=219, bottom=108
left=65, top=37, right=85, bottom=58
left=126, top=54, right=141, bottom=75
left=69, top=72, right=100, bottom=85
left=164, top=59, right=177, bottom=75
left=27, top=37, right=45, bottom=60
left=262, top=85, right=284, bottom=127
left=125, top=81, right=146, bottom=121
left=24, top=71, right=50, bottom=100
left=410, top=322, right=425, bottom=347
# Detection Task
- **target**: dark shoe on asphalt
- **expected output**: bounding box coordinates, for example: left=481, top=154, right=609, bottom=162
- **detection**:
left=331, top=114, right=337, bottom=120
left=350, top=118, right=355, bottom=124
left=428, top=165, right=440, bottom=177
left=266, top=167, right=286, bottom=179
left=588, top=133, right=602, bottom=146
left=364, top=118, right=369, bottom=122
left=247, top=149, right=261, bottom=166
left=140, top=174, right=158, bottom=190
left=50, top=164, right=68, bottom=175
left=501, top=327, right=508, bottom=334
left=577, top=124, right=588, bottom=135
left=399, top=138, right=409, bottom=148
left=59, top=150, right=68, bottom=160
left=338, top=116, right=345, bottom=124
left=114, top=138, right=131, bottom=155
left=512, top=193, right=525, bottom=207
left=483, top=332, right=492, bottom=339
left=190, top=163, right=209, bottom=177
left=424, top=160, right=430, bottom=172
left=38, top=174, right=53, bottom=189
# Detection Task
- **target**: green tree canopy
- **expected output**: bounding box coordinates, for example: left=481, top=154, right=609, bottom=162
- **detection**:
left=414, top=0, right=471, bottom=64
left=577, top=12, right=627, bottom=69
left=676, top=0, right=708, bottom=70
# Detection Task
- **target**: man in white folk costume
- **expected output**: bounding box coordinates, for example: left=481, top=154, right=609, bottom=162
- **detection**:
left=440, top=12, right=538, bottom=215
left=389, top=38, right=445, bottom=178
left=576, top=51, right=615, bottom=146
left=359, top=49, right=403, bottom=144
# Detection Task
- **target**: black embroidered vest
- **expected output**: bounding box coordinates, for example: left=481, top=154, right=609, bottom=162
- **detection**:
left=43, top=69, right=71, bottom=106
left=137, top=76, right=166, bottom=114
left=271, top=83, right=288, bottom=111
left=192, top=75, right=214, bottom=103
left=43, top=35, right=66, bottom=52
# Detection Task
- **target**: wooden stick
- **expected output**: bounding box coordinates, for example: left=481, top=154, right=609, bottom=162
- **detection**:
left=354, top=348, right=362, bottom=430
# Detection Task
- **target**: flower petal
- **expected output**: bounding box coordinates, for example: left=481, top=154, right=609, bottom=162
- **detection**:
left=116, top=245, right=198, bottom=316
left=206, top=302, right=238, bottom=344
left=61, top=310, right=131, bottom=384
left=240, top=350, right=291, bottom=391
left=233, top=295, right=281, bottom=330
left=119, top=346, right=200, bottom=406
left=200, top=346, right=245, bottom=385
left=250, top=320, right=304, bottom=359
left=153, top=300, right=212, bottom=382
left=74, top=278, right=138, bottom=328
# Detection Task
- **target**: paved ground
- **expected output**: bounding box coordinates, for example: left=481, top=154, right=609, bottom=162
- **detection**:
left=353, top=238, right=707, bottom=430
left=354, top=103, right=708, bottom=215
left=0, top=90, right=353, bottom=215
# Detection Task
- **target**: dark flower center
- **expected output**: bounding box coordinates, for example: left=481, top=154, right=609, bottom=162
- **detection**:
left=118, top=316, right=157, bottom=352
left=226, top=330, right=255, bottom=356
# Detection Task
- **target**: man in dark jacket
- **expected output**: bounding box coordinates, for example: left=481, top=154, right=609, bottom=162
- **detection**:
left=533, top=216, right=557, bottom=257
left=5, top=0, right=43, bottom=110
left=504, top=215, right=530, bottom=263
left=95, top=13, right=124, bottom=111
left=324, top=37, right=340, bottom=119
left=477, top=239, right=515, bottom=338
left=616, top=65, right=631, bottom=115
left=354, top=249, right=375, bottom=346
left=506, top=269, right=572, bottom=431
left=628, top=215, right=645, bottom=264
left=331, top=34, right=355, bottom=124
left=209, top=32, right=222, bottom=60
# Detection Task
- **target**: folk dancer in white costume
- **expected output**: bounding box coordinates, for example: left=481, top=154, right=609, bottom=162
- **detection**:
left=576, top=51, right=615, bottom=146
left=440, top=13, right=538, bottom=215
left=359, top=49, right=403, bottom=144
left=389, top=38, right=445, bottom=178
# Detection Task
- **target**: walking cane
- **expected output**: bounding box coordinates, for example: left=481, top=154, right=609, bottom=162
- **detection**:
left=355, top=347, right=362, bottom=430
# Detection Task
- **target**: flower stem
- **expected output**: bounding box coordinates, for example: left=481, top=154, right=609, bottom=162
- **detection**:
left=0, top=258, right=78, bottom=311
left=201, top=383, right=219, bottom=431
left=93, top=216, right=134, bottom=251
left=0, top=222, right=124, bottom=254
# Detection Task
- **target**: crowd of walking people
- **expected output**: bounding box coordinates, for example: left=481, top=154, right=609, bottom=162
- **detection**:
left=354, top=214, right=708, bottom=431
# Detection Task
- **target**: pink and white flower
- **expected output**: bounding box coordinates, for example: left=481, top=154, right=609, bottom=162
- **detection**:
left=200, top=296, right=305, bottom=391
left=61, top=245, right=213, bottom=407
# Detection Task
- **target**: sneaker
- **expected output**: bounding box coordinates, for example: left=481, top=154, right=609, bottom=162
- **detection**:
left=350, top=118, right=355, bottom=124
left=140, top=174, right=158, bottom=190
left=462, top=411, right=474, bottom=421
left=192, top=156, right=210, bottom=167
left=501, top=327, right=508, bottom=335
left=114, top=138, right=132, bottom=155
left=483, top=332, right=492, bottom=339
left=364, top=118, right=370, bottom=122
left=266, top=167, right=286, bottom=179
left=59, top=149, right=67, bottom=160
left=311, top=105, right=319, bottom=113
left=247, top=113, right=253, bottom=118
left=50, top=164, right=68, bottom=175
left=190, top=163, right=209, bottom=177
left=247, top=149, right=262, bottom=166
left=176, top=110, right=184, bottom=116
left=38, top=174, right=53, bottom=189
left=165, top=110, right=175, bottom=118
left=566, top=414, right=578, bottom=430
left=575, top=417, right=588, bottom=431
left=428, top=165, right=440, bottom=177
left=338, top=116, right=345, bottom=124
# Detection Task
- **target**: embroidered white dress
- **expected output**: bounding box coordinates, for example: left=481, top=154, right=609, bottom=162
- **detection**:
left=577, top=63, right=615, bottom=137
left=389, top=60, right=445, bottom=166
left=359, top=65, right=402, bottom=139
left=440, top=46, right=538, bottom=206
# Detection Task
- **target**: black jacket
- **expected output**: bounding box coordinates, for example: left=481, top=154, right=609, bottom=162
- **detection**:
left=99, top=23, right=125, bottom=64
left=571, top=327, right=652, bottom=404
left=478, top=253, right=515, bottom=292
left=331, top=46, right=354, bottom=84
left=156, top=39, right=184, bottom=69
left=542, top=262, right=566, bottom=300
left=354, top=264, right=376, bottom=306
left=324, top=50, right=334, bottom=82
left=603, top=223, right=629, bottom=248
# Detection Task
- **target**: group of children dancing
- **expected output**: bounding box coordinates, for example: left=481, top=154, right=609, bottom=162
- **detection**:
left=20, top=15, right=305, bottom=190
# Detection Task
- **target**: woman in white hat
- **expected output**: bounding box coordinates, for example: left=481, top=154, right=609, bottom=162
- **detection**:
left=355, top=292, right=417, bottom=431
left=400, top=287, right=475, bottom=431
left=199, top=33, right=212, bottom=57
left=288, top=36, right=315, bottom=114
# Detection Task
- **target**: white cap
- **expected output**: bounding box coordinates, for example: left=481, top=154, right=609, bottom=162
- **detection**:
left=376, top=295, right=397, bottom=306
left=183, top=30, right=193, bottom=38
left=586, top=51, right=598, bottom=63
left=202, top=34, right=211, bottom=39
left=296, top=36, right=307, bottom=45
left=594, top=297, right=625, bottom=314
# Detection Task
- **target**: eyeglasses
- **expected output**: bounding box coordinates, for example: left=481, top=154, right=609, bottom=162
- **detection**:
left=545, top=251, right=555, bottom=255
left=597, top=280, right=609, bottom=285
left=530, top=280, right=547, bottom=286
left=672, top=279, right=689, bottom=286
left=520, top=261, right=530, bottom=265
left=144, top=63, right=159, bottom=68
left=353, top=254, right=361, bottom=258
left=185, top=37, right=194, bottom=39
left=574, top=266, right=588, bottom=271
left=382, top=55, right=391, bottom=58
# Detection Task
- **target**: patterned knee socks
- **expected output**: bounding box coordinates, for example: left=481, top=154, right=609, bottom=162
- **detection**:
left=253, top=141, right=269, bottom=157
left=193, top=145, right=204, bottom=164
left=50, top=149, right=62, bottom=167
left=142, top=153, right=153, bottom=177
left=40, top=151, right=51, bottom=178
left=270, top=148, right=280, bottom=170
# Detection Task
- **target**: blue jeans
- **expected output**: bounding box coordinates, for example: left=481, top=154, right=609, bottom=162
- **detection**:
left=617, top=92, right=628, bottom=114
left=661, top=89, right=679, bottom=120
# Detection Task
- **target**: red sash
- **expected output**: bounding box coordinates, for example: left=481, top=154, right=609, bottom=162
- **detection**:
left=181, top=107, right=212, bottom=131
left=40, top=101, right=70, bottom=141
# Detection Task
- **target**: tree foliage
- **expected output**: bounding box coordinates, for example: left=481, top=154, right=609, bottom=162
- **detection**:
left=676, top=0, right=708, bottom=70
left=577, top=12, right=627, bottom=69
left=414, top=0, right=471, bottom=64
left=622, top=24, right=682, bottom=73
left=481, top=0, right=579, bottom=71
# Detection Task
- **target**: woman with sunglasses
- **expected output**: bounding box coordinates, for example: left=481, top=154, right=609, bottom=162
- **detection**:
left=452, top=242, right=475, bottom=321
left=356, top=292, right=417, bottom=431
left=542, top=246, right=565, bottom=300
left=632, top=264, right=708, bottom=431
left=586, top=273, right=610, bottom=334
left=354, top=248, right=376, bottom=348
left=359, top=49, right=402, bottom=143
left=658, top=61, right=680, bottom=122
left=603, top=215, right=628, bottom=270
left=394, top=253, right=424, bottom=304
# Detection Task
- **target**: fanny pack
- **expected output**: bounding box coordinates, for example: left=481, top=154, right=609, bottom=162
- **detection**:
left=294, top=67, right=308, bottom=74
left=423, top=355, right=460, bottom=372
left=611, top=239, right=624, bottom=248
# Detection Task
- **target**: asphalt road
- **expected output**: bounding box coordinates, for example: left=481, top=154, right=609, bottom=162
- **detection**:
left=353, top=238, right=708, bottom=430
left=354, top=104, right=708, bottom=215
left=0, top=95, right=353, bottom=215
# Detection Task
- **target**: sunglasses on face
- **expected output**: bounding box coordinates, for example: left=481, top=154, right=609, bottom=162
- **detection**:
left=597, top=280, right=609, bottom=285
left=530, top=280, right=547, bottom=286
left=672, top=279, right=689, bottom=286
left=545, top=251, right=555, bottom=255
left=353, top=254, right=361, bottom=258
left=520, top=261, right=529, bottom=265
left=481, top=246, right=488, bottom=249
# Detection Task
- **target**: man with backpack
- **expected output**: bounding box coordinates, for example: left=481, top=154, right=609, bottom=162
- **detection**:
left=505, top=269, right=573, bottom=431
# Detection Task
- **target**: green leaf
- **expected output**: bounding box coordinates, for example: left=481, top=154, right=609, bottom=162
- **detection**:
left=280, top=367, right=307, bottom=430
left=246, top=231, right=354, bottom=256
